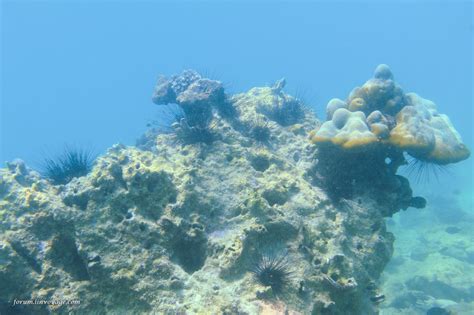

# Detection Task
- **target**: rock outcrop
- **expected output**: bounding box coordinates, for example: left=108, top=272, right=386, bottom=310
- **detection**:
left=1, top=67, right=468, bottom=314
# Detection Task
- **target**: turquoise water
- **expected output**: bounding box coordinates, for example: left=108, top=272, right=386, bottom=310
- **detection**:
left=380, top=164, right=474, bottom=314
left=1, top=2, right=473, bottom=314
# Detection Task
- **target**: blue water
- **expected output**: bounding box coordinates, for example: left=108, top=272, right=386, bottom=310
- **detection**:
left=2, top=2, right=472, bottom=164
left=1, top=1, right=473, bottom=314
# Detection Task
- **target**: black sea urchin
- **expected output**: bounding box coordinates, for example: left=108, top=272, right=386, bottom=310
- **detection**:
left=252, top=252, right=293, bottom=295
left=148, top=104, right=185, bottom=134
left=249, top=118, right=271, bottom=143
left=404, top=155, right=450, bottom=184
left=42, top=146, right=95, bottom=185
left=267, top=96, right=305, bottom=127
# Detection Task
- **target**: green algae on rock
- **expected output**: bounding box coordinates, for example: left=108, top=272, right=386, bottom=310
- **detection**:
left=0, top=69, right=461, bottom=314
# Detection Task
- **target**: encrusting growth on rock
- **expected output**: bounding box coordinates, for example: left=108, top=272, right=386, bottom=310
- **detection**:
left=0, top=66, right=469, bottom=315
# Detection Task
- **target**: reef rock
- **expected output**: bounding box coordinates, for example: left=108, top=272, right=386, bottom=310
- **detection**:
left=0, top=67, right=468, bottom=314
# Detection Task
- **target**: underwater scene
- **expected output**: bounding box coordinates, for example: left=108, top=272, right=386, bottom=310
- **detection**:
left=1, top=2, right=473, bottom=315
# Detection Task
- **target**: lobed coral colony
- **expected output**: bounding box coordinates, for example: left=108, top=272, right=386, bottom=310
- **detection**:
left=0, top=65, right=469, bottom=314
left=314, top=64, right=470, bottom=163
left=310, top=65, right=469, bottom=213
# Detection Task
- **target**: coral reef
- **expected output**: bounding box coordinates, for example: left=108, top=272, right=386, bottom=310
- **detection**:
left=310, top=65, right=469, bottom=211
left=0, top=67, right=469, bottom=314
left=312, top=65, right=470, bottom=164
left=389, top=93, right=470, bottom=164
left=254, top=78, right=305, bottom=126
left=151, top=70, right=234, bottom=144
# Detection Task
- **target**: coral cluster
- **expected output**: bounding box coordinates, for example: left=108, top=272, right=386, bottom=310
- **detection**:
left=389, top=93, right=470, bottom=164
left=151, top=70, right=233, bottom=144
left=310, top=65, right=469, bottom=209
left=314, top=64, right=469, bottom=164
left=0, top=67, right=469, bottom=314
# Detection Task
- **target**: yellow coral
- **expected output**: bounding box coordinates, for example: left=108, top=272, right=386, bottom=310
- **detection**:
left=389, top=107, right=434, bottom=155
left=427, top=137, right=470, bottom=164
left=313, top=66, right=470, bottom=166
left=370, top=123, right=389, bottom=139
left=346, top=64, right=406, bottom=115
left=389, top=93, right=470, bottom=164
left=311, top=108, right=378, bottom=149
left=348, top=97, right=366, bottom=112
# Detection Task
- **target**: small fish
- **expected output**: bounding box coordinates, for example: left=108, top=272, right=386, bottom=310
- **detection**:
left=370, top=294, right=385, bottom=304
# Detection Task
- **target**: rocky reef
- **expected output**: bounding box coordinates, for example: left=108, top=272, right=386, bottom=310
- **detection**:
left=0, top=66, right=469, bottom=314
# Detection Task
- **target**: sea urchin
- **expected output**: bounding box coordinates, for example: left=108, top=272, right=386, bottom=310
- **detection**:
left=41, top=146, right=95, bottom=185
left=252, top=252, right=293, bottom=295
